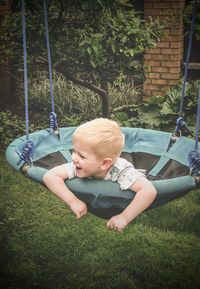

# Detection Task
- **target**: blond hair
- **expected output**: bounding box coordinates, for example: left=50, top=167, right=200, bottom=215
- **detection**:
left=72, top=118, right=124, bottom=163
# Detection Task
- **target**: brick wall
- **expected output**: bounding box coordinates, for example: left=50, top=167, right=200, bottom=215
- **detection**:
left=143, top=0, right=185, bottom=98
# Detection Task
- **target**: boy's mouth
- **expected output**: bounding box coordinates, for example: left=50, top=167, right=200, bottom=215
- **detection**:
left=75, top=166, right=82, bottom=171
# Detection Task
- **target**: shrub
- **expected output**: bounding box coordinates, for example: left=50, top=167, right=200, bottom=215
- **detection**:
left=16, top=71, right=141, bottom=121
left=111, top=79, right=199, bottom=134
left=23, top=71, right=102, bottom=121
left=0, top=111, right=26, bottom=149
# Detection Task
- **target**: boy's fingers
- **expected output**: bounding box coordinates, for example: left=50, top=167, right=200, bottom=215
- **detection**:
left=107, top=220, right=113, bottom=230
left=76, top=209, right=87, bottom=219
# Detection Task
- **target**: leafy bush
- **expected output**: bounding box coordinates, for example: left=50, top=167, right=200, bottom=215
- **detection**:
left=23, top=71, right=102, bottom=121
left=109, top=81, right=142, bottom=107
left=184, top=0, right=200, bottom=41
left=16, top=71, right=141, bottom=121
left=111, top=79, right=199, bottom=134
left=0, top=111, right=26, bottom=149
left=0, top=109, right=49, bottom=149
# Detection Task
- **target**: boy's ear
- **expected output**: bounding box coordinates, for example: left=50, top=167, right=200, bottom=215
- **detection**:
left=101, top=158, right=112, bottom=170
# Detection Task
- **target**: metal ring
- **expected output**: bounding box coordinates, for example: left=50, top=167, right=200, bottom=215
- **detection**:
left=28, top=157, right=33, bottom=167
left=189, top=167, right=194, bottom=176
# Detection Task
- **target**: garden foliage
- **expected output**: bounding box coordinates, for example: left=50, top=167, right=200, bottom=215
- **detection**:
left=0, top=0, right=164, bottom=116
left=111, top=79, right=200, bottom=134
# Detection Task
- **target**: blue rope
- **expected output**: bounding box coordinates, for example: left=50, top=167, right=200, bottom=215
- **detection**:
left=22, top=0, right=29, bottom=141
left=43, top=0, right=55, bottom=113
left=178, top=0, right=197, bottom=117
left=17, top=0, right=34, bottom=167
left=49, top=112, right=58, bottom=134
left=17, top=140, right=35, bottom=166
left=194, top=84, right=200, bottom=151
left=174, top=0, right=197, bottom=136
left=43, top=0, right=58, bottom=134
left=174, top=117, right=193, bottom=136
left=188, top=84, right=200, bottom=175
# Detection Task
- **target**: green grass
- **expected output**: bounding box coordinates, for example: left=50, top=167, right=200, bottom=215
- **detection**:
left=1, top=150, right=200, bottom=289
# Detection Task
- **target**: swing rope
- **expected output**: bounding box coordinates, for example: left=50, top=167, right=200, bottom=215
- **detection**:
left=188, top=84, right=200, bottom=175
left=17, top=0, right=58, bottom=166
left=174, top=0, right=197, bottom=136
left=43, top=0, right=58, bottom=134
left=17, top=0, right=34, bottom=166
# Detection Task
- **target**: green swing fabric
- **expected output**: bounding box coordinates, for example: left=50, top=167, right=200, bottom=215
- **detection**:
left=6, top=127, right=197, bottom=219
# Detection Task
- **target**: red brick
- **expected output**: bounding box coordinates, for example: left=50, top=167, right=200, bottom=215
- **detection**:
left=144, top=0, right=184, bottom=96
left=144, top=54, right=152, bottom=60
left=144, top=9, right=162, bottom=16
left=144, top=79, right=152, bottom=84
left=169, top=79, right=179, bottom=85
left=152, top=66, right=169, bottom=73
left=170, top=67, right=181, bottom=74
left=146, top=48, right=161, bottom=54
left=163, top=29, right=171, bottom=36
left=144, top=2, right=153, bottom=8
left=148, top=72, right=160, bottom=79
left=146, top=65, right=152, bottom=72
left=171, top=1, right=185, bottom=8
left=170, top=54, right=182, bottom=60
left=157, top=90, right=168, bottom=96
left=161, top=34, right=184, bottom=42
left=156, top=42, right=170, bottom=48
left=161, top=48, right=180, bottom=55
left=152, top=79, right=168, bottom=85
left=170, top=41, right=183, bottom=49
left=152, top=2, right=171, bottom=9
left=152, top=54, right=169, bottom=60
left=145, top=60, right=161, bottom=67
left=170, top=28, right=183, bottom=36
left=161, top=60, right=181, bottom=67
left=143, top=84, right=161, bottom=91
left=161, top=72, right=180, bottom=79
left=160, top=85, right=170, bottom=91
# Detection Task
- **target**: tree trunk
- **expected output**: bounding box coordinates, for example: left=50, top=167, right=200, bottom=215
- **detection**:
left=100, top=82, right=109, bottom=118
left=57, top=68, right=110, bottom=118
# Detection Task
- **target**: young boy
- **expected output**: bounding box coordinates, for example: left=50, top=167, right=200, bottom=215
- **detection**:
left=43, top=118, right=157, bottom=232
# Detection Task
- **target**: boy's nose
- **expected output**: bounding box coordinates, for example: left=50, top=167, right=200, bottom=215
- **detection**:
left=72, top=152, right=78, bottom=163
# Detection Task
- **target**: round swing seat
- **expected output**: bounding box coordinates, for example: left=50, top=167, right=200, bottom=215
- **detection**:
left=6, top=126, right=198, bottom=219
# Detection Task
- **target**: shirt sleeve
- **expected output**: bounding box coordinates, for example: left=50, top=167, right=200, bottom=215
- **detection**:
left=117, top=167, right=144, bottom=190
left=105, top=157, right=145, bottom=190
left=62, top=162, right=77, bottom=179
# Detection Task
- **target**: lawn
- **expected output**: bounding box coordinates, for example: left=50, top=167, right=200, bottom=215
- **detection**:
left=0, top=149, right=200, bottom=289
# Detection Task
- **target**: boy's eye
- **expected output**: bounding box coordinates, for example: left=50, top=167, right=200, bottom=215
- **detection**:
left=72, top=148, right=85, bottom=159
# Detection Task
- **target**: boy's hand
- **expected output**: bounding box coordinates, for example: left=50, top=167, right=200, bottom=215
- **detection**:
left=70, top=198, right=87, bottom=219
left=107, top=214, right=128, bottom=232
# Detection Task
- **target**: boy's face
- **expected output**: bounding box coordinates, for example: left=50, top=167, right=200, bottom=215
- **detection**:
left=72, top=140, right=107, bottom=179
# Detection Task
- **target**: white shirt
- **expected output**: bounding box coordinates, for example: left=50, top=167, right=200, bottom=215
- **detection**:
left=64, top=157, right=144, bottom=190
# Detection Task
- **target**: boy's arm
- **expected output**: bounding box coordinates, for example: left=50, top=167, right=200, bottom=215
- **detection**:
left=43, top=165, right=87, bottom=219
left=107, top=177, right=157, bottom=232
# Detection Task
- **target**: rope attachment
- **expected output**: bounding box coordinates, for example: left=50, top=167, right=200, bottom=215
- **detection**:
left=49, top=112, right=59, bottom=135
left=174, top=117, right=193, bottom=137
left=17, top=140, right=34, bottom=166
left=188, top=84, right=200, bottom=176
left=43, top=0, right=59, bottom=135
left=174, top=0, right=197, bottom=137
left=17, top=0, right=35, bottom=168
left=188, top=150, right=200, bottom=175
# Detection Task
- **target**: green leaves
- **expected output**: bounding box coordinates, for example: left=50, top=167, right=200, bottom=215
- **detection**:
left=0, top=0, right=165, bottom=116
left=111, top=79, right=199, bottom=134
left=0, top=0, right=164, bottom=86
left=110, top=39, right=116, bottom=54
